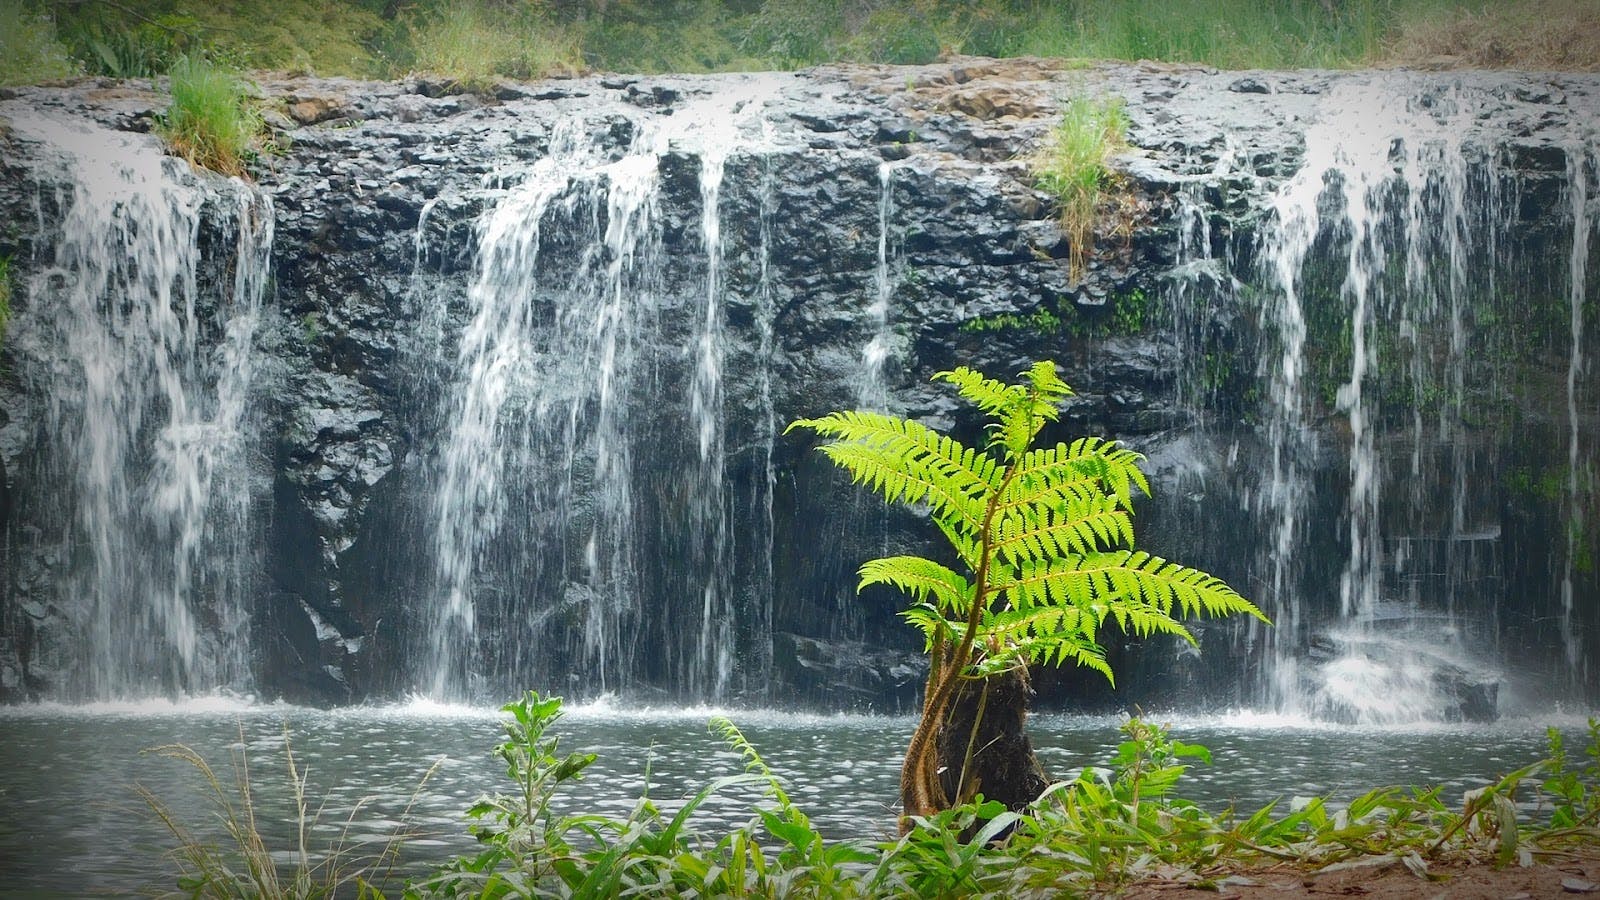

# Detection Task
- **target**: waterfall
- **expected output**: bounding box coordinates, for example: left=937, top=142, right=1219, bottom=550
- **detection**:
left=1251, top=79, right=1530, bottom=723
left=858, top=161, right=899, bottom=411
left=425, top=81, right=780, bottom=701
left=747, top=146, right=779, bottom=696
left=8, top=111, right=273, bottom=701
left=690, top=132, right=734, bottom=699
left=428, top=120, right=658, bottom=697
left=1562, top=144, right=1594, bottom=678
left=1255, top=98, right=1321, bottom=712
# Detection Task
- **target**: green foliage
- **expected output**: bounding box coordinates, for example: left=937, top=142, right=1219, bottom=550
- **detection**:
left=739, top=0, right=846, bottom=68
left=63, top=10, right=195, bottom=78
left=52, top=0, right=389, bottom=78
left=26, top=0, right=1583, bottom=84
left=960, top=305, right=1064, bottom=336
left=157, top=55, right=262, bottom=177
left=790, top=361, right=1263, bottom=686
left=579, top=0, right=763, bottom=74
left=0, top=1, right=77, bottom=85
left=1034, top=95, right=1130, bottom=282
left=0, top=255, right=12, bottom=351
left=140, top=727, right=436, bottom=898
left=837, top=1, right=950, bottom=64
left=408, top=691, right=605, bottom=895
left=148, top=695, right=1600, bottom=897
left=404, top=0, right=580, bottom=90
left=1543, top=720, right=1600, bottom=832
left=961, top=291, right=1148, bottom=340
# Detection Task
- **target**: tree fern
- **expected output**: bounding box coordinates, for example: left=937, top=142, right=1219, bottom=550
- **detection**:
left=788, top=360, right=1266, bottom=826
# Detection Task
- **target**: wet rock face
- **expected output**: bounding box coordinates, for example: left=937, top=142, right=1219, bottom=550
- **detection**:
left=0, top=61, right=1595, bottom=710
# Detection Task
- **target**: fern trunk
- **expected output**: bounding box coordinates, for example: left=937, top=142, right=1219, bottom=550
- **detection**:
left=938, top=665, right=1049, bottom=813
left=899, top=665, right=1048, bottom=832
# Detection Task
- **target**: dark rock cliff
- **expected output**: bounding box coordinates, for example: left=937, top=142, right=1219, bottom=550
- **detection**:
left=0, top=59, right=1595, bottom=715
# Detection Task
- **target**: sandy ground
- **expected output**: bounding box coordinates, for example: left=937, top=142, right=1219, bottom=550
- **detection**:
left=1117, top=858, right=1600, bottom=899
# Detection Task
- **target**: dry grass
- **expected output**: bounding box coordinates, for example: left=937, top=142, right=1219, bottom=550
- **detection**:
left=139, top=726, right=441, bottom=898
left=1385, top=0, right=1600, bottom=70
left=407, top=0, right=582, bottom=90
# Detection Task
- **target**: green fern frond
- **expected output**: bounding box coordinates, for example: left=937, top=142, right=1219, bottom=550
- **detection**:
left=1022, top=360, right=1073, bottom=411
left=812, top=442, right=989, bottom=535
left=991, top=495, right=1134, bottom=566
left=789, top=359, right=1263, bottom=698
left=902, top=603, right=965, bottom=649
left=1004, top=438, right=1150, bottom=511
left=789, top=411, right=994, bottom=531
left=859, top=557, right=973, bottom=614
left=931, top=366, right=1023, bottom=418
left=976, top=607, right=1114, bottom=681
left=1004, top=360, right=1073, bottom=460
left=709, top=716, right=790, bottom=807
left=932, top=515, right=984, bottom=571
left=996, top=551, right=1263, bottom=635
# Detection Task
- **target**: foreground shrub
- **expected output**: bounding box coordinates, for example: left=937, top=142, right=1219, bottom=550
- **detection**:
left=0, top=1, right=77, bottom=85
left=146, top=693, right=1600, bottom=897
left=402, top=697, right=1600, bottom=897
left=789, top=362, right=1262, bottom=828
left=157, top=55, right=262, bottom=178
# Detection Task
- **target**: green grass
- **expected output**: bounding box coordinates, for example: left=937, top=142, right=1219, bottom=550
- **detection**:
left=979, top=0, right=1392, bottom=69
left=50, top=0, right=391, bottom=79
left=0, top=1, right=77, bottom=86
left=0, top=0, right=1587, bottom=88
left=1034, top=94, right=1130, bottom=281
left=157, top=56, right=262, bottom=177
left=404, top=0, right=581, bottom=89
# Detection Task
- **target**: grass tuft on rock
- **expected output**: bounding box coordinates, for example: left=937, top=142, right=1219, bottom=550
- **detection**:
left=1034, top=94, right=1130, bottom=281
left=157, top=56, right=262, bottom=178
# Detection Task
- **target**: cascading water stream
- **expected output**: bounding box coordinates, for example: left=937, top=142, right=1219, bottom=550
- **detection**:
left=690, top=133, right=734, bottom=699
left=426, top=82, right=780, bottom=701
left=428, top=120, right=658, bottom=697
left=1256, top=103, right=1321, bottom=712
left=858, top=161, right=899, bottom=411
left=744, top=143, right=781, bottom=695
left=1562, top=144, right=1594, bottom=677
left=8, top=111, right=273, bottom=701
left=1253, top=80, right=1520, bottom=724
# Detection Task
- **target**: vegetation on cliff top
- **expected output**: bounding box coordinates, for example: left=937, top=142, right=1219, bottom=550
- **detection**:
left=2, top=0, right=1596, bottom=88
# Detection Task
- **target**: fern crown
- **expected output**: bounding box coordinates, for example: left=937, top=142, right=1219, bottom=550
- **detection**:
left=788, top=360, right=1266, bottom=684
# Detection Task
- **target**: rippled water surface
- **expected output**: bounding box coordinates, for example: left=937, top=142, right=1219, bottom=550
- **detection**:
left=0, top=698, right=1586, bottom=896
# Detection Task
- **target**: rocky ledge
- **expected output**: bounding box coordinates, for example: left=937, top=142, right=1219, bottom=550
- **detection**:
left=0, top=59, right=1594, bottom=711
